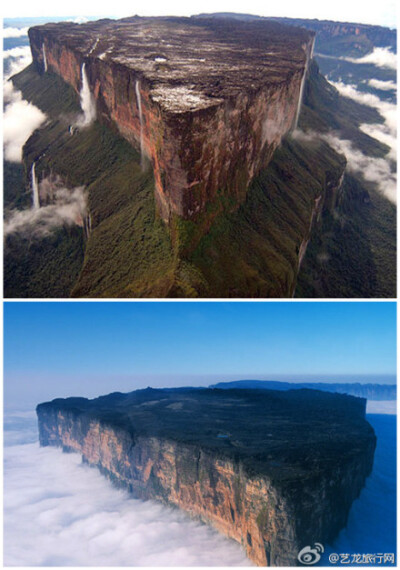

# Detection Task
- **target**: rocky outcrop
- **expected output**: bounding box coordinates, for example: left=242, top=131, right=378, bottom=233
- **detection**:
left=37, top=388, right=376, bottom=566
left=28, top=17, right=314, bottom=223
left=267, top=18, right=397, bottom=54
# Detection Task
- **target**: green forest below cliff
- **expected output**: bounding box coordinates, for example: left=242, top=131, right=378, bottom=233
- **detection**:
left=4, top=57, right=396, bottom=298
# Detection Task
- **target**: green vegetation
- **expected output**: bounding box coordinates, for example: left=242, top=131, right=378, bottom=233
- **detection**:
left=295, top=60, right=396, bottom=298
left=300, top=61, right=389, bottom=158
left=316, top=34, right=374, bottom=58
left=3, top=162, right=30, bottom=211
left=5, top=58, right=395, bottom=298
left=4, top=227, right=85, bottom=298
left=7, top=66, right=176, bottom=298
left=296, top=175, right=396, bottom=297
left=186, top=138, right=345, bottom=297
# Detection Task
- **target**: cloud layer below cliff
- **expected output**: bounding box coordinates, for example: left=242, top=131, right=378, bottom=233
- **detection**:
left=4, top=410, right=395, bottom=566
left=3, top=26, right=29, bottom=38
left=3, top=46, right=47, bottom=162
left=4, top=417, right=251, bottom=567
left=330, top=81, right=397, bottom=160
left=4, top=178, right=88, bottom=239
left=293, top=129, right=396, bottom=204
left=316, top=48, right=397, bottom=70
left=349, top=48, right=397, bottom=70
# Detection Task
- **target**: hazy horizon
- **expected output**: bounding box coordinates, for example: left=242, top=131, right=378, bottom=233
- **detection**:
left=4, top=302, right=396, bottom=410
left=2, top=0, right=397, bottom=29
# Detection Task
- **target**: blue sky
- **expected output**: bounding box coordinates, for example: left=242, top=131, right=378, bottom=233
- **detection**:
left=4, top=302, right=396, bottom=407
left=2, top=0, right=397, bottom=28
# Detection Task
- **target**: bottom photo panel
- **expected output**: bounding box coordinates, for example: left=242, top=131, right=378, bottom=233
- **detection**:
left=3, top=301, right=396, bottom=567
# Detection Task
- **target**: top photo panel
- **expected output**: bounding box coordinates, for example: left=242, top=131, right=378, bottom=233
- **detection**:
left=3, top=5, right=397, bottom=298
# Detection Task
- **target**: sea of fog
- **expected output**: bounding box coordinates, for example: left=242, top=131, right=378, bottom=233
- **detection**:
left=3, top=403, right=396, bottom=566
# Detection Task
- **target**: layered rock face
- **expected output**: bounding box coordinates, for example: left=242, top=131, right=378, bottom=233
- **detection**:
left=28, top=17, right=314, bottom=222
left=37, top=388, right=376, bottom=566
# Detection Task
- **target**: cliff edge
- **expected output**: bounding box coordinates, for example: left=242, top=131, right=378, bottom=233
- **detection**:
left=28, top=17, right=314, bottom=224
left=36, top=388, right=376, bottom=566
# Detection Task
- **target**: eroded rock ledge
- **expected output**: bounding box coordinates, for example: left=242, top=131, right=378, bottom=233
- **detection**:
left=37, top=388, right=376, bottom=566
left=28, top=17, right=314, bottom=222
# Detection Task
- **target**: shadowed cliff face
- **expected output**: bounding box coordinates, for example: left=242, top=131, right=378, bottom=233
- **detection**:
left=28, top=17, right=314, bottom=222
left=37, top=388, right=376, bottom=566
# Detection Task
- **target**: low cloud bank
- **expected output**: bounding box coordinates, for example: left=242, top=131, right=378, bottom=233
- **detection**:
left=366, top=400, right=397, bottom=414
left=4, top=414, right=251, bottom=567
left=4, top=45, right=47, bottom=162
left=330, top=80, right=397, bottom=163
left=3, top=26, right=29, bottom=38
left=331, top=81, right=396, bottom=134
left=316, top=47, right=397, bottom=70
left=3, top=87, right=47, bottom=162
left=352, top=47, right=397, bottom=70
left=4, top=45, right=32, bottom=79
left=5, top=176, right=88, bottom=239
left=322, top=133, right=396, bottom=203
left=293, top=129, right=396, bottom=203
left=367, top=78, right=397, bottom=91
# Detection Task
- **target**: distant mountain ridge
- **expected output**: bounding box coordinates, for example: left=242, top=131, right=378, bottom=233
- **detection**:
left=195, top=13, right=397, bottom=57
left=209, top=380, right=396, bottom=400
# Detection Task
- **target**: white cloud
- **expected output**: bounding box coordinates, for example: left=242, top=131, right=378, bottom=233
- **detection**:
left=3, top=26, right=29, bottom=38
left=321, top=133, right=396, bottom=204
left=316, top=47, right=397, bottom=70
left=351, top=47, right=397, bottom=70
left=367, top=78, right=397, bottom=91
left=3, top=45, right=31, bottom=60
left=69, top=16, right=89, bottom=24
left=3, top=88, right=47, bottom=162
left=293, top=128, right=396, bottom=203
left=330, top=81, right=397, bottom=160
left=4, top=415, right=251, bottom=567
left=4, top=178, right=88, bottom=238
left=3, top=45, right=47, bottom=163
left=4, top=45, right=32, bottom=79
left=366, top=400, right=397, bottom=414
left=360, top=122, right=397, bottom=162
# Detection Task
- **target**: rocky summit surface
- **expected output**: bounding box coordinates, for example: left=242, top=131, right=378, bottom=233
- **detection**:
left=37, top=387, right=376, bottom=565
left=30, top=17, right=311, bottom=112
left=29, top=17, right=314, bottom=222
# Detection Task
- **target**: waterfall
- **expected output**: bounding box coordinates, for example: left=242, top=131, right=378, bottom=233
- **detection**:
left=135, top=79, right=145, bottom=169
left=31, top=162, right=40, bottom=209
left=79, top=63, right=96, bottom=126
left=310, top=36, right=315, bottom=60
left=293, top=40, right=314, bottom=131
left=42, top=43, right=48, bottom=72
left=84, top=213, right=92, bottom=238
left=88, top=38, right=99, bottom=55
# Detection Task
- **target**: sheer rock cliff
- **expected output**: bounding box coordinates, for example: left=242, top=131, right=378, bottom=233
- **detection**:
left=37, top=388, right=376, bottom=566
left=28, top=17, right=314, bottom=224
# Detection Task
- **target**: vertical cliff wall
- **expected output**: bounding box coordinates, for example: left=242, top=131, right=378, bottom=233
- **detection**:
left=36, top=389, right=376, bottom=566
left=28, top=17, right=314, bottom=224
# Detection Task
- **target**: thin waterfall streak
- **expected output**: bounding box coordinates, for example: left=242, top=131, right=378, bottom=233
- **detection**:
left=310, top=36, right=315, bottom=59
left=42, top=44, right=48, bottom=72
left=293, top=41, right=313, bottom=131
left=88, top=38, right=99, bottom=55
left=31, top=163, right=40, bottom=210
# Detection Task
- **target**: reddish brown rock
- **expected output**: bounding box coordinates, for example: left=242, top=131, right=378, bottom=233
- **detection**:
left=28, top=17, right=314, bottom=222
left=37, top=389, right=376, bottom=566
